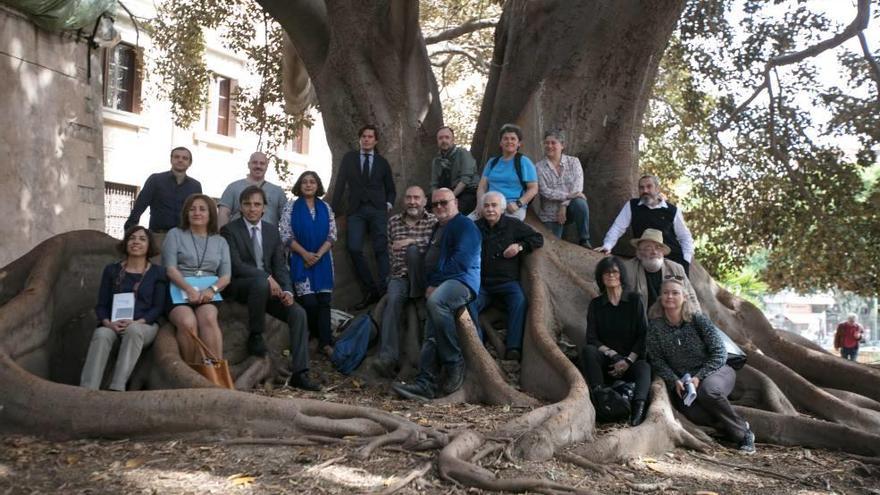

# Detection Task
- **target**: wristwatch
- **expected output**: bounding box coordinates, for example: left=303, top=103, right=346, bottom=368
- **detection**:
left=515, top=199, right=524, bottom=208
left=209, top=284, right=219, bottom=293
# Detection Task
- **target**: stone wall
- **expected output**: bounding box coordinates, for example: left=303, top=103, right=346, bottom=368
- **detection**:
left=0, top=5, right=104, bottom=268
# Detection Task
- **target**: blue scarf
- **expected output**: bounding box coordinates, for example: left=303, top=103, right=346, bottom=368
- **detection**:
left=289, top=198, right=334, bottom=292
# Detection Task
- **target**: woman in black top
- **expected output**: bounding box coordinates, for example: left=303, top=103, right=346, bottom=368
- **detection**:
left=80, top=226, right=166, bottom=391
left=579, top=256, right=651, bottom=425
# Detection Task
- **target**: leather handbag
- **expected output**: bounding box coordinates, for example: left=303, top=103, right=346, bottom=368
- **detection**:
left=186, top=330, right=234, bottom=389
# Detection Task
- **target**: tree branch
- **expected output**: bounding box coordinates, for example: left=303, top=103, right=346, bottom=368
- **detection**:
left=718, top=0, right=871, bottom=132
left=425, top=18, right=497, bottom=45
left=429, top=48, right=489, bottom=73
left=858, top=31, right=880, bottom=101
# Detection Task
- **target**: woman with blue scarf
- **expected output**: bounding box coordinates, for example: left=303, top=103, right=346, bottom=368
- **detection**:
left=280, top=171, right=336, bottom=357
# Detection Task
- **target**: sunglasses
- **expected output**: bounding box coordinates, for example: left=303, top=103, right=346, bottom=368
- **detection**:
left=431, top=199, right=452, bottom=208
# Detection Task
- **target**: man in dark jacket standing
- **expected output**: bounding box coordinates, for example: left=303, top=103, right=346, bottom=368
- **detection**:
left=474, top=191, right=543, bottom=361
left=392, top=188, right=481, bottom=401
left=330, top=125, right=397, bottom=310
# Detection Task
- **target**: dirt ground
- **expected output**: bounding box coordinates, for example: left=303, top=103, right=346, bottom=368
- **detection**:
left=2, top=354, right=879, bottom=495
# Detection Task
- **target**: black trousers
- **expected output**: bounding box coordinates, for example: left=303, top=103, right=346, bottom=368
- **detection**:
left=300, top=292, right=333, bottom=348
left=578, top=345, right=651, bottom=402
left=225, top=277, right=310, bottom=374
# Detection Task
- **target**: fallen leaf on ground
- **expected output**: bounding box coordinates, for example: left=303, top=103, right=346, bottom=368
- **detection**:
left=228, top=473, right=256, bottom=486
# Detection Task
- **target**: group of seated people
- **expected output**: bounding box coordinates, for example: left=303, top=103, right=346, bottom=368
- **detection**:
left=80, top=123, right=751, bottom=454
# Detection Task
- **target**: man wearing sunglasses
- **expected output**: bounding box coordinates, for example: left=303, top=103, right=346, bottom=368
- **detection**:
left=623, top=229, right=700, bottom=311
left=392, top=188, right=481, bottom=401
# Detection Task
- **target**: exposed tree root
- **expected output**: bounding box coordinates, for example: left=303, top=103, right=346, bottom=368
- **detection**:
left=732, top=365, right=797, bottom=415
left=377, top=461, right=432, bottom=495
left=570, top=380, right=709, bottom=464
left=736, top=406, right=880, bottom=456
left=233, top=355, right=272, bottom=390
left=437, top=308, right=537, bottom=407
left=438, top=430, right=597, bottom=494
left=822, top=387, right=880, bottom=412
left=746, top=351, right=880, bottom=430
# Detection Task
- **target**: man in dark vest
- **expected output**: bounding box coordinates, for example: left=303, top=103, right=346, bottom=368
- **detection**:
left=330, top=125, right=397, bottom=310
left=596, top=174, right=694, bottom=274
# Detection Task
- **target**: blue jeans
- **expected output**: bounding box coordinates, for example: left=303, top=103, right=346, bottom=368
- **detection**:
left=476, top=281, right=526, bottom=352
left=840, top=346, right=859, bottom=361
left=542, top=197, right=590, bottom=244
left=415, top=279, right=474, bottom=391
left=347, top=205, right=389, bottom=294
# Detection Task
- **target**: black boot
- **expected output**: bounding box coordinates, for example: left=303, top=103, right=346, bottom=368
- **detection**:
left=442, top=362, right=466, bottom=396
left=630, top=400, right=646, bottom=426
left=247, top=333, right=268, bottom=357
left=290, top=371, right=322, bottom=391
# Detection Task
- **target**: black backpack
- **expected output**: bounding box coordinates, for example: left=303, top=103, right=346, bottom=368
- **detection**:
left=487, top=152, right=527, bottom=194
left=592, top=380, right=634, bottom=422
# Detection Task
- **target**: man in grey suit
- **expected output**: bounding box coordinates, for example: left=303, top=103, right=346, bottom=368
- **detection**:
left=220, top=185, right=320, bottom=391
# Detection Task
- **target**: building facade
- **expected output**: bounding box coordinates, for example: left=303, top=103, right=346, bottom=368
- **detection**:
left=101, top=0, right=331, bottom=237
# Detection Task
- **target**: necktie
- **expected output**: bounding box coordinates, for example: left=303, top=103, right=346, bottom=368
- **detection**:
left=251, top=225, right=263, bottom=270
left=362, top=153, right=371, bottom=181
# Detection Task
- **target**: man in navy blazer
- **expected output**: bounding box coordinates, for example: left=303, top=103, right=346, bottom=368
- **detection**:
left=220, top=186, right=320, bottom=391
left=330, top=125, right=397, bottom=309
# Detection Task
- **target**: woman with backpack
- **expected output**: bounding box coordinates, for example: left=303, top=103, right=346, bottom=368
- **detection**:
left=579, top=256, right=651, bottom=426
left=474, top=123, right=538, bottom=221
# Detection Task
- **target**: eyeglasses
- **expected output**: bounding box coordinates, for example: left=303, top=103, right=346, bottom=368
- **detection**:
left=663, top=275, right=684, bottom=281
left=431, top=199, right=452, bottom=208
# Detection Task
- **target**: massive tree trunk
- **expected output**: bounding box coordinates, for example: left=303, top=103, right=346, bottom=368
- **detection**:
left=4, top=2, right=880, bottom=493
left=473, top=0, right=686, bottom=243
left=260, top=0, right=444, bottom=306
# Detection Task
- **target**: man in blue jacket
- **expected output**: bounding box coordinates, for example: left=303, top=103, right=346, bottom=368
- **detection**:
left=392, top=188, right=481, bottom=401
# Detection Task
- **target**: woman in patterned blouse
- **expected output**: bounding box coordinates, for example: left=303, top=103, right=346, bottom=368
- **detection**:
left=535, top=130, right=591, bottom=247
left=647, top=277, right=756, bottom=454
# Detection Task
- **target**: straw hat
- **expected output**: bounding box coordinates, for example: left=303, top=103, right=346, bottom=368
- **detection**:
left=630, top=228, right=671, bottom=255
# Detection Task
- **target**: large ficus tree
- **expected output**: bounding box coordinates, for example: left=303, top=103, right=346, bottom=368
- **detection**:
left=3, top=1, right=880, bottom=493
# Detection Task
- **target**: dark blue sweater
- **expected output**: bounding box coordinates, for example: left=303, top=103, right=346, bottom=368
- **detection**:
left=95, top=263, right=167, bottom=325
left=427, top=214, right=481, bottom=295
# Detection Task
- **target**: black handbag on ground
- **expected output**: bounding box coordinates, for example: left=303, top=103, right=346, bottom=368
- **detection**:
left=593, top=380, right=634, bottom=422
left=718, top=330, right=747, bottom=370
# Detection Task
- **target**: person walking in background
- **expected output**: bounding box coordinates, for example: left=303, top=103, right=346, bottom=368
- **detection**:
left=834, top=313, right=864, bottom=361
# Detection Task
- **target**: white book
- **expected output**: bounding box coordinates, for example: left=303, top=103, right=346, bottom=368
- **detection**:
left=111, top=292, right=135, bottom=321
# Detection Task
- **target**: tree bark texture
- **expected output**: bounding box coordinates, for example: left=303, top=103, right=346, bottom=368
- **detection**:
left=472, top=0, right=686, bottom=245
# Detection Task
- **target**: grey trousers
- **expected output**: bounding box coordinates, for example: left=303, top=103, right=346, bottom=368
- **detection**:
left=378, top=245, right=426, bottom=362
left=674, top=364, right=749, bottom=443
left=80, top=322, right=158, bottom=391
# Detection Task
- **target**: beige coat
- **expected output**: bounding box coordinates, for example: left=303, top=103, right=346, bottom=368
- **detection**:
left=622, top=257, right=701, bottom=314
